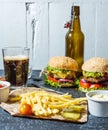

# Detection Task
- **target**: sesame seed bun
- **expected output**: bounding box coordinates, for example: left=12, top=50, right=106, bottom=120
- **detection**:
left=82, top=57, right=108, bottom=72
left=48, top=56, right=78, bottom=71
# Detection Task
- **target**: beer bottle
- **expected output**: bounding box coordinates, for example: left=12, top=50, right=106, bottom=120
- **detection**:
left=65, top=6, right=84, bottom=75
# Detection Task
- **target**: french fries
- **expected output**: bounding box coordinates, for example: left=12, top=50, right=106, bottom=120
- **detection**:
left=20, top=90, right=87, bottom=117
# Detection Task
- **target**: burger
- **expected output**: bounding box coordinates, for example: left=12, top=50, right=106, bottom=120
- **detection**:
left=79, top=57, right=108, bottom=92
left=44, top=56, right=79, bottom=87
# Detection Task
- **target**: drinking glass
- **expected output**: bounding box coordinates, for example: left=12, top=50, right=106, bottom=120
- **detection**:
left=2, top=47, right=30, bottom=89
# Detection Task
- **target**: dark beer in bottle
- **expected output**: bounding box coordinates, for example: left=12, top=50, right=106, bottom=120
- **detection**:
left=65, top=6, right=84, bottom=76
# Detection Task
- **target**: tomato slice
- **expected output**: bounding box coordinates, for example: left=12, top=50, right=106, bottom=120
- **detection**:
left=90, top=84, right=102, bottom=89
left=48, top=76, right=59, bottom=83
left=79, top=80, right=91, bottom=88
left=80, top=79, right=102, bottom=89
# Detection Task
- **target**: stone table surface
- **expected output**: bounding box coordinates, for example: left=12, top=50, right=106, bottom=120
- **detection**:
left=0, top=70, right=108, bottom=130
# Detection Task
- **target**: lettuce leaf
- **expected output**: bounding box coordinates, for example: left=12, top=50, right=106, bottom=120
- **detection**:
left=83, top=71, right=104, bottom=78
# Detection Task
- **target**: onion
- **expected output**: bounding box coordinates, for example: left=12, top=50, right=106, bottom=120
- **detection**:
left=59, top=79, right=73, bottom=83
left=80, top=78, right=86, bottom=83
left=100, top=81, right=108, bottom=86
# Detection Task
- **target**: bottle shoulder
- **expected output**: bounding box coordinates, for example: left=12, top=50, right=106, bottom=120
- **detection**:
left=66, top=29, right=84, bottom=37
left=65, top=30, right=72, bottom=38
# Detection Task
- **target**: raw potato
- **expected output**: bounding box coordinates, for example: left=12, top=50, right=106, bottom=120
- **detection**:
left=61, top=112, right=81, bottom=121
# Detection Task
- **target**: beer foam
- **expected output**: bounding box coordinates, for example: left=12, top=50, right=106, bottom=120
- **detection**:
left=4, top=55, right=29, bottom=61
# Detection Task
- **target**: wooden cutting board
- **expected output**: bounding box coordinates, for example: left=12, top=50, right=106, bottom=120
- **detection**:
left=0, top=87, right=88, bottom=123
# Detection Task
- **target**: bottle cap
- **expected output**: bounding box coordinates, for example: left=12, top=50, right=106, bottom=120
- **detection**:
left=71, top=6, right=80, bottom=16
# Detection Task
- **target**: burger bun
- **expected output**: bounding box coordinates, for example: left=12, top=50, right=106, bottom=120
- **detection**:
left=82, top=57, right=108, bottom=72
left=48, top=56, right=79, bottom=71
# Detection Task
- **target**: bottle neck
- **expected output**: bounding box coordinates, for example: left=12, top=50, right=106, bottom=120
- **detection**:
left=71, top=15, right=81, bottom=31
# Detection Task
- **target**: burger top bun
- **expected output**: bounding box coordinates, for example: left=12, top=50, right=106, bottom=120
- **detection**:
left=82, top=57, right=108, bottom=72
left=48, top=56, right=79, bottom=71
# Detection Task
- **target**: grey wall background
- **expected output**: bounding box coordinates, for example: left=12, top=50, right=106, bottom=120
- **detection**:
left=0, top=0, right=108, bottom=70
